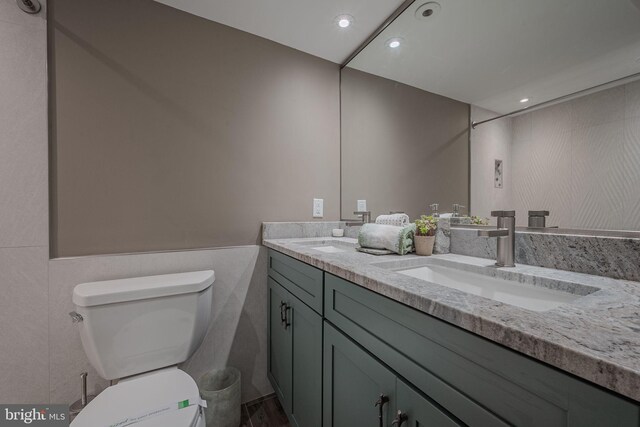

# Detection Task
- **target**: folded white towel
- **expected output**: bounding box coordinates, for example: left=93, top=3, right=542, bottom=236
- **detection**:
left=358, top=223, right=415, bottom=255
left=375, top=213, right=410, bottom=227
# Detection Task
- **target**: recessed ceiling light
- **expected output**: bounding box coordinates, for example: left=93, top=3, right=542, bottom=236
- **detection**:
left=335, top=15, right=353, bottom=29
left=520, top=98, right=529, bottom=103
left=387, top=38, right=403, bottom=49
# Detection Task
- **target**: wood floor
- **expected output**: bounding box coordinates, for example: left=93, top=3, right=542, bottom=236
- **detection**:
left=240, top=393, right=291, bottom=427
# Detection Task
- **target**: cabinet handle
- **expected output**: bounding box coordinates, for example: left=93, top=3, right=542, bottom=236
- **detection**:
left=279, top=301, right=286, bottom=324
left=280, top=301, right=291, bottom=329
left=374, top=394, right=389, bottom=427
left=391, top=410, right=408, bottom=427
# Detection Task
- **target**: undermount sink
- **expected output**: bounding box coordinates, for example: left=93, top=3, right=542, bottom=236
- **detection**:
left=291, top=239, right=357, bottom=254
left=372, top=257, right=600, bottom=312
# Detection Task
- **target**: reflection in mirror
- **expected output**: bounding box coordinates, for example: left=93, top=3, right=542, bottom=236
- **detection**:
left=340, top=68, right=470, bottom=221
left=341, top=0, right=640, bottom=231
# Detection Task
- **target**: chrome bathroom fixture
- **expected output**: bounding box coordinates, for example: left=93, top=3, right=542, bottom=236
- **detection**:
left=346, top=210, right=372, bottom=226
left=528, top=210, right=550, bottom=228
left=452, top=203, right=466, bottom=217
left=478, top=210, right=516, bottom=267
left=69, top=372, right=96, bottom=420
left=16, top=0, right=41, bottom=14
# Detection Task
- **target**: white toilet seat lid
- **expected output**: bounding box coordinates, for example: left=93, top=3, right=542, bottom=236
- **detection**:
left=72, top=368, right=201, bottom=427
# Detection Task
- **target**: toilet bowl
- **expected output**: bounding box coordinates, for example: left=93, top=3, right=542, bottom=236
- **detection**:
left=71, top=368, right=205, bottom=427
left=69, top=270, right=215, bottom=427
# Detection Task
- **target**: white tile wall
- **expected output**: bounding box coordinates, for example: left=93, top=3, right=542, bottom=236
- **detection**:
left=0, top=247, right=49, bottom=403
left=470, top=106, right=513, bottom=222
left=0, top=10, right=48, bottom=247
left=570, top=121, right=625, bottom=229
left=0, top=0, right=50, bottom=406
left=624, top=119, right=640, bottom=230
left=625, top=80, right=640, bottom=120
left=0, top=0, right=272, bottom=406
left=0, top=0, right=46, bottom=30
left=48, top=246, right=271, bottom=404
left=501, top=81, right=640, bottom=230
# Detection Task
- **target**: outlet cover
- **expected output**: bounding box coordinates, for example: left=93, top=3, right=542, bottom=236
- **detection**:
left=313, top=198, right=324, bottom=218
left=357, top=200, right=367, bottom=211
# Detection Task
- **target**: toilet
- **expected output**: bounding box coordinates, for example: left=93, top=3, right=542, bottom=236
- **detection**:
left=69, top=270, right=215, bottom=427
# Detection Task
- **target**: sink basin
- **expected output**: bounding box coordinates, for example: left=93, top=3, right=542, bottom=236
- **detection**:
left=291, top=239, right=357, bottom=254
left=373, top=258, right=599, bottom=312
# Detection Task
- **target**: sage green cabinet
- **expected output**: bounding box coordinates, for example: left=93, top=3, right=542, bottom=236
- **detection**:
left=267, top=250, right=640, bottom=427
left=323, top=323, right=396, bottom=427
left=267, top=278, right=292, bottom=408
left=323, top=323, right=462, bottom=427
left=325, top=272, right=640, bottom=427
left=268, top=277, right=322, bottom=427
left=395, top=380, right=462, bottom=427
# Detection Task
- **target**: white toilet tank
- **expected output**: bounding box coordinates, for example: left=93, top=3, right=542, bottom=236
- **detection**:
left=72, top=270, right=215, bottom=380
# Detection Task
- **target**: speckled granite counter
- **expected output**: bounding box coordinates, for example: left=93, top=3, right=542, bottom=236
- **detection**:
left=450, top=226, right=640, bottom=281
left=263, top=236, right=640, bottom=402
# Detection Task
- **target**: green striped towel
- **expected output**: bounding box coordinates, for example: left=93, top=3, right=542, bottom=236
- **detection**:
left=357, top=223, right=415, bottom=255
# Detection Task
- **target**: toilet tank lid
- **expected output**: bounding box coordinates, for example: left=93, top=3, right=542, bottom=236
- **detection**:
left=73, top=270, right=215, bottom=307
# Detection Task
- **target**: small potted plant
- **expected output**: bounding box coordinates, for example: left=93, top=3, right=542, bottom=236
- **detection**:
left=414, top=215, right=438, bottom=256
left=470, top=216, right=489, bottom=226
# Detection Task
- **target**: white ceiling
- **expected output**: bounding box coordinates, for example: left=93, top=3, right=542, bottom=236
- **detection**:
left=154, top=0, right=406, bottom=64
left=348, top=0, right=640, bottom=114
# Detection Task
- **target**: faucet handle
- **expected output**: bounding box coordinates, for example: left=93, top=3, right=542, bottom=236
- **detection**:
left=353, top=211, right=372, bottom=223
left=528, top=210, right=549, bottom=228
left=490, top=210, right=516, bottom=217
left=528, top=210, right=549, bottom=216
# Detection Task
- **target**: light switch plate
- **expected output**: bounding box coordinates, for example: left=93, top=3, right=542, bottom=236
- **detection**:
left=357, top=200, right=367, bottom=211
left=313, top=198, right=324, bottom=218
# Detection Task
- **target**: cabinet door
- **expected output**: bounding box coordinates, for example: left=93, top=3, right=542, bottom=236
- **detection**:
left=323, top=323, right=396, bottom=427
left=289, top=295, right=323, bottom=427
left=268, top=278, right=292, bottom=412
left=394, top=380, right=462, bottom=427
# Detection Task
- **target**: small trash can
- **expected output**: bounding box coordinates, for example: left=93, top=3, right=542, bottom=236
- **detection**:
left=198, top=367, right=241, bottom=427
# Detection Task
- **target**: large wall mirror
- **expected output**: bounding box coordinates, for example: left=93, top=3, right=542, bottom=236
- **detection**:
left=341, top=0, right=640, bottom=232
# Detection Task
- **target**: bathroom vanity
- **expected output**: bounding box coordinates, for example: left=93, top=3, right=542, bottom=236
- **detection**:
left=264, top=237, right=640, bottom=427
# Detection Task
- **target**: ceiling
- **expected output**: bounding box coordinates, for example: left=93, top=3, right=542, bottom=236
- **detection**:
left=348, top=0, right=640, bottom=114
left=154, top=0, right=406, bottom=64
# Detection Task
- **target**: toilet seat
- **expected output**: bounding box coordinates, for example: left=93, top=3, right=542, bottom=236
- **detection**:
left=71, top=367, right=203, bottom=427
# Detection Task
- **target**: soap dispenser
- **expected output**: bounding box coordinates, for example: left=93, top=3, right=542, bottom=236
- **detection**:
left=429, top=203, right=439, bottom=218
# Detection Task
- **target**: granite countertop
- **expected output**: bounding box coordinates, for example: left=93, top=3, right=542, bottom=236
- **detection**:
left=263, top=236, right=640, bottom=402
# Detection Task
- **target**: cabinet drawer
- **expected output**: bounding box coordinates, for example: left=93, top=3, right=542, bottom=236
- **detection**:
left=325, top=273, right=640, bottom=427
left=269, top=250, right=323, bottom=314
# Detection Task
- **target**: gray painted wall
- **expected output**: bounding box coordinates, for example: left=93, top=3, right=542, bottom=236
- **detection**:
left=1, top=0, right=350, bottom=406
left=341, top=67, right=470, bottom=221
left=50, top=0, right=341, bottom=257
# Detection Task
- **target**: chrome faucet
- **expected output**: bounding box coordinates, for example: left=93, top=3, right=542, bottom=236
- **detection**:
left=477, top=210, right=515, bottom=267
left=346, top=211, right=372, bottom=226
left=452, top=204, right=466, bottom=218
